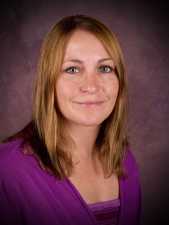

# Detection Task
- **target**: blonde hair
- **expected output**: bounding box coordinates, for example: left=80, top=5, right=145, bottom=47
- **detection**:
left=32, top=15, right=129, bottom=178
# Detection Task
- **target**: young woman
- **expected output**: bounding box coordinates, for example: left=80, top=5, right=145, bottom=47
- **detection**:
left=0, top=15, right=141, bottom=225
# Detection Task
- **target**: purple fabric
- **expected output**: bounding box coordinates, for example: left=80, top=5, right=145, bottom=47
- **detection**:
left=88, top=199, right=120, bottom=225
left=0, top=139, right=141, bottom=225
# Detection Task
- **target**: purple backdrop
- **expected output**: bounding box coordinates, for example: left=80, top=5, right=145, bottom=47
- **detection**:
left=0, top=1, right=169, bottom=224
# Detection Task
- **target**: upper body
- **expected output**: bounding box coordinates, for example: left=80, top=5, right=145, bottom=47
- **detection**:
left=0, top=15, right=141, bottom=225
left=0, top=138, right=141, bottom=225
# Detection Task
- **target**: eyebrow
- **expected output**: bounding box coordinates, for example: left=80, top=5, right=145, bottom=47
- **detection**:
left=63, top=58, right=114, bottom=64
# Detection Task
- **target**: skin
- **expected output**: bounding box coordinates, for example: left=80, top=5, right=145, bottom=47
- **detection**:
left=56, top=30, right=119, bottom=156
left=56, top=30, right=119, bottom=203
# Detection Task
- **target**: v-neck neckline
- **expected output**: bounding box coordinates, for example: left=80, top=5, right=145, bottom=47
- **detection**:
left=66, top=177, right=123, bottom=225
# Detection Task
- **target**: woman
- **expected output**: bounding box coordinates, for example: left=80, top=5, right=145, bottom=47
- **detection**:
left=0, top=15, right=141, bottom=225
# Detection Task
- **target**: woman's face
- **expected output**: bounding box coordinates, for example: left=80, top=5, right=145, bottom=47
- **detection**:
left=56, top=30, right=119, bottom=128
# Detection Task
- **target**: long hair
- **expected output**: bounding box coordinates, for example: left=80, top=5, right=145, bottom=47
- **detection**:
left=4, top=15, right=129, bottom=179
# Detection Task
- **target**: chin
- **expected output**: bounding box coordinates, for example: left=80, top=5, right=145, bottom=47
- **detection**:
left=64, top=111, right=112, bottom=128
left=70, top=117, right=107, bottom=127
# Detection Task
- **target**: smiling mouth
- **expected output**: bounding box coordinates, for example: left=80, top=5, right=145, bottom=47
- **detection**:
left=74, top=101, right=105, bottom=106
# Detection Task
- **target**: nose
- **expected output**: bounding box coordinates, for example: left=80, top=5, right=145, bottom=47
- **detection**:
left=80, top=73, right=100, bottom=94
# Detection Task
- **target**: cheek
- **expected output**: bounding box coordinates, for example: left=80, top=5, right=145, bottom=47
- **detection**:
left=56, top=80, right=75, bottom=105
left=106, top=79, right=119, bottom=99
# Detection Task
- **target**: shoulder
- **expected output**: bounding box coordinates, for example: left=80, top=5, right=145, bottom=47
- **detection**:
left=123, top=147, right=140, bottom=176
left=0, top=139, right=27, bottom=203
left=120, top=147, right=142, bottom=223
left=121, top=146, right=141, bottom=201
left=0, top=139, right=25, bottom=180
left=0, top=138, right=47, bottom=205
left=0, top=139, right=24, bottom=166
left=0, top=138, right=38, bottom=182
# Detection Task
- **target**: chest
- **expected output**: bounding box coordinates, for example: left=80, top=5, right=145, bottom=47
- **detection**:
left=69, top=168, right=119, bottom=204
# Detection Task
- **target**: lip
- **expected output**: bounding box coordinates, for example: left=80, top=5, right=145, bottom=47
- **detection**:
left=74, top=101, right=105, bottom=105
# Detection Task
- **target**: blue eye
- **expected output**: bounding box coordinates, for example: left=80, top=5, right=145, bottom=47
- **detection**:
left=98, top=65, right=113, bottom=73
left=64, top=66, right=80, bottom=74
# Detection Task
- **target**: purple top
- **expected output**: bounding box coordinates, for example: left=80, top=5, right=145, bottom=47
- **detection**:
left=88, top=198, right=120, bottom=225
left=0, top=139, right=141, bottom=225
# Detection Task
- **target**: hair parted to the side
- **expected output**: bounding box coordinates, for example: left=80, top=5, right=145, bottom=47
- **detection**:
left=4, top=15, right=129, bottom=179
left=32, top=14, right=129, bottom=178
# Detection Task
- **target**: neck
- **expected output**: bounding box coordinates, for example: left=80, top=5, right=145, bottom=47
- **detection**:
left=65, top=122, right=100, bottom=161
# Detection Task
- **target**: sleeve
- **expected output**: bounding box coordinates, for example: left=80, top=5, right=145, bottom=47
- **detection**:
left=129, top=150, right=142, bottom=224
left=138, top=180, right=142, bottom=225
left=122, top=148, right=142, bottom=225
left=0, top=142, right=23, bottom=225
left=0, top=173, right=24, bottom=225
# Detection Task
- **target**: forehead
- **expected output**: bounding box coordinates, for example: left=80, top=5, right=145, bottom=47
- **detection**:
left=63, top=30, right=111, bottom=60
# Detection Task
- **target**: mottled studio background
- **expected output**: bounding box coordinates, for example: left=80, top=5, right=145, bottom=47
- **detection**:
left=0, top=0, right=169, bottom=224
